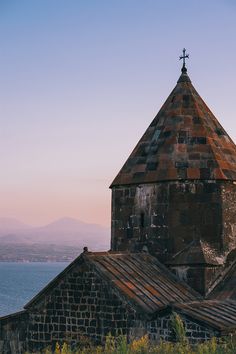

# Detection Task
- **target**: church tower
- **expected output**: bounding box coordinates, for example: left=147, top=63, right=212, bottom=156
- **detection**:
left=110, top=50, right=236, bottom=295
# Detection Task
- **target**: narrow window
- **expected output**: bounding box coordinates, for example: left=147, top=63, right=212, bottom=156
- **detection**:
left=140, top=212, right=145, bottom=228
left=126, top=216, right=133, bottom=239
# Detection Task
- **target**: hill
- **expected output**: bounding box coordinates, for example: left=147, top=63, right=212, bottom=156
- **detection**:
left=0, top=217, right=110, bottom=261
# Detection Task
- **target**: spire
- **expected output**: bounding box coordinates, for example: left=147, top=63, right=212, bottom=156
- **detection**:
left=179, top=48, right=189, bottom=73
left=110, top=59, right=236, bottom=187
left=178, top=48, right=191, bottom=83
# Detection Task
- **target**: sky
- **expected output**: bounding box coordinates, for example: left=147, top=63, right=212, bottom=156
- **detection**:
left=0, top=0, right=236, bottom=227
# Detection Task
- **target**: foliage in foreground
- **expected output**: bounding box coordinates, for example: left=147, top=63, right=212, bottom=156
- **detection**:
left=26, top=334, right=236, bottom=354
left=25, top=314, right=236, bottom=353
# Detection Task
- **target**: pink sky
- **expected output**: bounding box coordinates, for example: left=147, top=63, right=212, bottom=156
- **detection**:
left=1, top=1, right=236, bottom=226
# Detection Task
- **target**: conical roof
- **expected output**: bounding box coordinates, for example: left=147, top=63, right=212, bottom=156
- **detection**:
left=111, top=69, right=236, bottom=187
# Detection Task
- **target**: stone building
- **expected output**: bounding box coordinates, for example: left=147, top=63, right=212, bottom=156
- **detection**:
left=1, top=58, right=236, bottom=353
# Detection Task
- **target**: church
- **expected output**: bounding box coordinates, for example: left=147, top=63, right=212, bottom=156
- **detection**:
left=1, top=51, right=236, bottom=353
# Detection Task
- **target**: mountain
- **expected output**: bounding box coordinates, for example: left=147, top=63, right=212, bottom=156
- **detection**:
left=0, top=217, right=31, bottom=232
left=0, top=217, right=110, bottom=251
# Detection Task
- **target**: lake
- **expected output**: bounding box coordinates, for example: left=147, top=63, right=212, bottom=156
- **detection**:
left=0, top=262, right=69, bottom=316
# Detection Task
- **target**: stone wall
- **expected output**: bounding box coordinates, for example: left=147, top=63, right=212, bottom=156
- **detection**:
left=111, top=180, right=230, bottom=257
left=0, top=308, right=219, bottom=353
left=26, top=259, right=137, bottom=352
left=147, top=314, right=217, bottom=344
left=0, top=310, right=28, bottom=354
left=0, top=257, right=228, bottom=353
left=221, top=182, right=236, bottom=253
left=111, top=180, right=236, bottom=293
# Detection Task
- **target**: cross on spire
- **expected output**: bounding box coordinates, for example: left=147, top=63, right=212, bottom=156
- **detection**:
left=179, top=48, right=189, bottom=73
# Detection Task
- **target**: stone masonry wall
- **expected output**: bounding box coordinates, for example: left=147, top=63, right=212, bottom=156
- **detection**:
left=0, top=308, right=220, bottom=354
left=0, top=311, right=28, bottom=354
left=0, top=257, right=229, bottom=353
left=221, top=182, right=236, bottom=253
left=26, top=259, right=137, bottom=352
left=147, top=314, right=217, bottom=344
left=111, top=180, right=235, bottom=258
left=111, top=180, right=236, bottom=294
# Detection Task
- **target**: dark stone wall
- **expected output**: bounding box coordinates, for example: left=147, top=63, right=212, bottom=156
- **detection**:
left=111, top=180, right=236, bottom=294
left=221, top=182, right=236, bottom=253
left=0, top=261, right=228, bottom=353
left=147, top=314, right=217, bottom=344
left=26, top=260, right=137, bottom=352
left=170, top=266, right=223, bottom=295
left=0, top=311, right=28, bottom=354
left=111, top=180, right=236, bottom=258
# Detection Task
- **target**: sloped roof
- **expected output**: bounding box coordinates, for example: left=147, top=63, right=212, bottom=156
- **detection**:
left=25, top=251, right=200, bottom=313
left=0, top=310, right=28, bottom=323
left=111, top=69, right=236, bottom=187
left=86, top=252, right=199, bottom=313
left=172, top=300, right=236, bottom=333
left=208, top=260, right=236, bottom=301
left=21, top=251, right=236, bottom=332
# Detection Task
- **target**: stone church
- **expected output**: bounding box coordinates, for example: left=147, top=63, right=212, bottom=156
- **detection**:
left=1, top=55, right=236, bottom=353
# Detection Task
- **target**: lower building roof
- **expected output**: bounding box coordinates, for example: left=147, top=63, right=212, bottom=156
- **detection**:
left=172, top=300, right=236, bottom=333
left=166, top=239, right=224, bottom=266
left=86, top=252, right=200, bottom=313
left=208, top=260, right=236, bottom=301
left=18, top=251, right=236, bottom=333
left=25, top=251, right=200, bottom=313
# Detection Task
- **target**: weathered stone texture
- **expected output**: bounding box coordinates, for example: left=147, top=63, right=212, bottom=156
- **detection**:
left=26, top=261, right=136, bottom=352
left=0, top=311, right=28, bottom=354
left=221, top=182, right=236, bottom=253
left=111, top=180, right=236, bottom=294
left=0, top=254, right=234, bottom=353
left=0, top=306, right=219, bottom=354
left=125, top=315, right=215, bottom=344
left=147, top=314, right=216, bottom=343
left=111, top=180, right=236, bottom=256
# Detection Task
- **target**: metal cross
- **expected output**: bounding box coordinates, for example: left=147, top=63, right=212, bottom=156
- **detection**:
left=179, top=48, right=189, bottom=68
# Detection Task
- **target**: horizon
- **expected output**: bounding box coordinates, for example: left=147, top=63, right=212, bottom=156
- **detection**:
left=0, top=215, right=110, bottom=228
left=1, top=1, right=236, bottom=226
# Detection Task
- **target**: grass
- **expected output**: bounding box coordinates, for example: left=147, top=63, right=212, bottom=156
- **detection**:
left=25, top=334, right=236, bottom=354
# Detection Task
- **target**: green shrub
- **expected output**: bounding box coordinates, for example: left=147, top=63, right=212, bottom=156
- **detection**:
left=170, top=312, right=187, bottom=344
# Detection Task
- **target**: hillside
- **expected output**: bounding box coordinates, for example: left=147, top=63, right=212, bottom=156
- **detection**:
left=0, top=217, right=110, bottom=261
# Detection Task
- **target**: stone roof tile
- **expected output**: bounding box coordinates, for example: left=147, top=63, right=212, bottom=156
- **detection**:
left=111, top=70, right=236, bottom=187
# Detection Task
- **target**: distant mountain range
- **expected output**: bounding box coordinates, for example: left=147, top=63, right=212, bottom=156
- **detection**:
left=0, top=217, right=110, bottom=252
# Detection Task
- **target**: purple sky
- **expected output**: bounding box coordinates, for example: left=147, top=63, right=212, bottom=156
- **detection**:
left=0, top=0, right=236, bottom=226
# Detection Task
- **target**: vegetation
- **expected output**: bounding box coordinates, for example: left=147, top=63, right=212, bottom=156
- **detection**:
left=26, top=316, right=236, bottom=353
left=170, top=312, right=187, bottom=344
left=27, top=335, right=236, bottom=354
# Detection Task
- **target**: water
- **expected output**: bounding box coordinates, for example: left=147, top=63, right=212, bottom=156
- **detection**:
left=0, top=262, right=69, bottom=316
